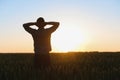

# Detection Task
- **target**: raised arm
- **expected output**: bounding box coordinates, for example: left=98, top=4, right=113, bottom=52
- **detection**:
left=23, top=22, right=36, bottom=34
left=45, top=22, right=60, bottom=32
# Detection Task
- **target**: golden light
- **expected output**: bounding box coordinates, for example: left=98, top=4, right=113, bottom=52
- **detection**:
left=51, top=25, right=89, bottom=52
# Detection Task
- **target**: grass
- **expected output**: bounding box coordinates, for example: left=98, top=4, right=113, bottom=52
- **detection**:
left=0, top=52, right=120, bottom=80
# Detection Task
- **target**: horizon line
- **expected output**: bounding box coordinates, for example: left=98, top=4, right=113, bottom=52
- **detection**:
left=0, top=51, right=120, bottom=54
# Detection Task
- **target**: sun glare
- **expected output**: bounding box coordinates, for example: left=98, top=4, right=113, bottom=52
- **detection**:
left=51, top=26, right=89, bottom=52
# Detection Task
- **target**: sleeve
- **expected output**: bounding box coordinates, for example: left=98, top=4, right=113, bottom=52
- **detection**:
left=46, top=26, right=58, bottom=33
left=23, top=24, right=36, bottom=34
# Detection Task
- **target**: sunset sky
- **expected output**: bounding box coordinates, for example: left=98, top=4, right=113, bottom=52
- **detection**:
left=0, top=0, right=120, bottom=53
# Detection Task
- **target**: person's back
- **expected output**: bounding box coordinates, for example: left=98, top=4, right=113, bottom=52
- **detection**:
left=23, top=17, right=59, bottom=67
left=32, top=28, right=52, bottom=53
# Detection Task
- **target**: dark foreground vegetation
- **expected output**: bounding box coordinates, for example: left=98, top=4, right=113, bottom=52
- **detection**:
left=0, top=52, right=120, bottom=80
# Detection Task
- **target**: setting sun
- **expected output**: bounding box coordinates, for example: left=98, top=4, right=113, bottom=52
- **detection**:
left=51, top=25, right=89, bottom=52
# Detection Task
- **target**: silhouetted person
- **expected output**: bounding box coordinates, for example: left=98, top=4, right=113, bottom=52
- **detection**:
left=23, top=17, right=59, bottom=67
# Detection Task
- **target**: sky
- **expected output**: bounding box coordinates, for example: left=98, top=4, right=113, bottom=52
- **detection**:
left=0, top=0, right=120, bottom=53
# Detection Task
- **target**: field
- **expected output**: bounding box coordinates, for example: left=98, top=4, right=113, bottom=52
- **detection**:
left=0, top=52, right=120, bottom=80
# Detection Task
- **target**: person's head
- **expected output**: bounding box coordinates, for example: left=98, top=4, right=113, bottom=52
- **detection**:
left=36, top=17, right=45, bottom=28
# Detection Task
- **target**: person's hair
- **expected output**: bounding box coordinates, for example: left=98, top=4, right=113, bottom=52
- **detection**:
left=37, top=17, right=45, bottom=23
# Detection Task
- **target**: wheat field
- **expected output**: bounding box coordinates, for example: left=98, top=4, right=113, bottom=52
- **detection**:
left=0, top=52, right=120, bottom=80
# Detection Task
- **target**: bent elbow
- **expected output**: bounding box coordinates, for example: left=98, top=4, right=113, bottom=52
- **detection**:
left=23, top=24, right=26, bottom=27
left=23, top=24, right=25, bottom=27
left=23, top=23, right=27, bottom=28
left=56, top=22, right=60, bottom=27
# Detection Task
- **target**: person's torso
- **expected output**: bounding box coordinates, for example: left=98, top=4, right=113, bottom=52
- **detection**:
left=31, top=29, right=52, bottom=52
